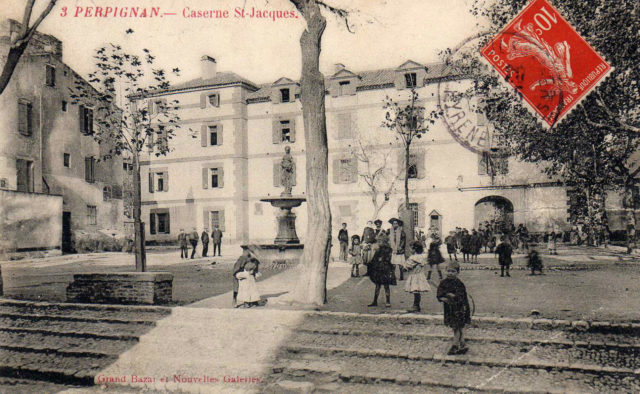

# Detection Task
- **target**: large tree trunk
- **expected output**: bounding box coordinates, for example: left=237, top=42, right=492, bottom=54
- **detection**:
left=292, top=1, right=331, bottom=306
left=0, top=43, right=28, bottom=96
left=401, top=145, right=415, bottom=251
left=132, top=156, right=146, bottom=272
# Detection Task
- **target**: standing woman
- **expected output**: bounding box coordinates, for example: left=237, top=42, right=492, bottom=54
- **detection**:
left=367, top=233, right=397, bottom=308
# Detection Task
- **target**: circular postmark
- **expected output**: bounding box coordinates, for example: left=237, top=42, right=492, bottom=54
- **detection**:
left=437, top=32, right=507, bottom=157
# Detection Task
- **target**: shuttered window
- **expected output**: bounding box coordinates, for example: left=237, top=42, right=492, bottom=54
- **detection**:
left=79, top=106, right=93, bottom=135
left=87, top=205, right=97, bottom=225
left=84, top=157, right=95, bottom=183
left=18, top=99, right=32, bottom=136
left=45, top=65, right=56, bottom=87
left=404, top=72, right=417, bottom=88
left=272, top=118, right=296, bottom=144
left=333, top=158, right=357, bottom=184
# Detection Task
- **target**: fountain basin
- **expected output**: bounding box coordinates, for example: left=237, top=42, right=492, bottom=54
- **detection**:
left=241, top=244, right=304, bottom=267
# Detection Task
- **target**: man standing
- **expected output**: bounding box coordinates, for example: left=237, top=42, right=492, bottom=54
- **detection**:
left=389, top=218, right=406, bottom=281
left=178, top=229, right=188, bottom=259
left=212, top=225, right=223, bottom=257
left=201, top=228, right=210, bottom=257
left=338, top=223, right=349, bottom=261
left=189, top=228, right=199, bottom=259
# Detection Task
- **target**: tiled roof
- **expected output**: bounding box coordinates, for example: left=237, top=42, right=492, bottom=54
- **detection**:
left=163, top=72, right=259, bottom=93
left=245, top=62, right=451, bottom=102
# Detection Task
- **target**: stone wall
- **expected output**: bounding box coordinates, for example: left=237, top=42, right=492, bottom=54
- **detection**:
left=66, top=272, right=173, bottom=305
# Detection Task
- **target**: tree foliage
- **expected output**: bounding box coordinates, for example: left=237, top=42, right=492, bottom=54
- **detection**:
left=449, top=0, right=640, bottom=236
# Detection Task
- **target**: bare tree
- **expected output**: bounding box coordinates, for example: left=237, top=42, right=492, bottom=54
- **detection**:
left=70, top=42, right=181, bottom=272
left=0, top=0, right=57, bottom=96
left=350, top=136, right=401, bottom=221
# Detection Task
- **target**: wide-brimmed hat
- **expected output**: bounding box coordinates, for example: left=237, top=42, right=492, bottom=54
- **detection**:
left=388, top=218, right=403, bottom=226
left=373, top=219, right=383, bottom=226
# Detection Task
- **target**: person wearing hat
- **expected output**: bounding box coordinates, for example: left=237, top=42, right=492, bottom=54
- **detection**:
left=427, top=232, right=445, bottom=280
left=367, top=232, right=396, bottom=307
left=389, top=218, right=406, bottom=281
left=178, top=229, right=188, bottom=259
left=437, top=260, right=471, bottom=355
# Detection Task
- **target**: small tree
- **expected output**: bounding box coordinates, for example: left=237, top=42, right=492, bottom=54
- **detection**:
left=70, top=41, right=180, bottom=271
left=383, top=88, right=438, bottom=240
left=0, top=0, right=57, bottom=96
left=350, top=135, right=401, bottom=221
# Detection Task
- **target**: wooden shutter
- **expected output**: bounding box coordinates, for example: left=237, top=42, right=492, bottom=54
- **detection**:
left=18, top=101, right=29, bottom=135
left=202, top=168, right=209, bottom=189
left=416, top=151, right=425, bottom=179
left=218, top=167, right=224, bottom=188
left=272, top=119, right=281, bottom=144
left=200, top=93, right=207, bottom=109
left=218, top=124, right=223, bottom=145
left=219, top=210, right=225, bottom=231
left=84, top=157, right=91, bottom=182
left=418, top=202, right=426, bottom=228
left=332, top=158, right=341, bottom=184
left=289, top=119, right=296, bottom=142
left=165, top=212, right=171, bottom=234
left=214, top=94, right=220, bottom=107
left=164, top=172, right=169, bottom=192
left=349, top=158, right=358, bottom=183
left=78, top=105, right=85, bottom=133
left=148, top=172, right=154, bottom=193
left=273, top=161, right=281, bottom=187
left=201, top=125, right=207, bottom=147
left=203, top=209, right=210, bottom=229
left=149, top=213, right=156, bottom=234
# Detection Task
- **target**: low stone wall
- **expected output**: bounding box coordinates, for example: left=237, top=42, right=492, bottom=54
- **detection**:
left=66, top=272, right=173, bottom=305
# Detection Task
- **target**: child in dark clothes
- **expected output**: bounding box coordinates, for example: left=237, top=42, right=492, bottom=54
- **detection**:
left=437, top=261, right=471, bottom=355
left=527, top=249, right=543, bottom=275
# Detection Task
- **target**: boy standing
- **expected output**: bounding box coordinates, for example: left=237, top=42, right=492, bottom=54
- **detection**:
left=437, top=261, right=471, bottom=355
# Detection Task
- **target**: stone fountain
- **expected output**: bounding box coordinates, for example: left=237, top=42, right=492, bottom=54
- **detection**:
left=241, top=147, right=305, bottom=266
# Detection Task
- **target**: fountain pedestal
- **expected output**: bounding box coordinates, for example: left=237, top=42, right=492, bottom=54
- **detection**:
left=241, top=195, right=306, bottom=267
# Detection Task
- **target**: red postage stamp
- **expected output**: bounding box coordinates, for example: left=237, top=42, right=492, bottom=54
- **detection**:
left=480, top=0, right=612, bottom=127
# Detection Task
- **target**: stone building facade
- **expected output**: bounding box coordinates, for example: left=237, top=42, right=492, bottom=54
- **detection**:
left=0, top=19, right=123, bottom=253
left=138, top=56, right=576, bottom=249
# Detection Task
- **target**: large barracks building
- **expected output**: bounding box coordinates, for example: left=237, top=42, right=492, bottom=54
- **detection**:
left=138, top=55, right=625, bottom=246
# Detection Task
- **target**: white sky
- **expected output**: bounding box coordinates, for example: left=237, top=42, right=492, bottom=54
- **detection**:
left=2, top=0, right=484, bottom=85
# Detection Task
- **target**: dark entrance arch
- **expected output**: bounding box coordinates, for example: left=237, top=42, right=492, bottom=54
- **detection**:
left=474, top=196, right=514, bottom=232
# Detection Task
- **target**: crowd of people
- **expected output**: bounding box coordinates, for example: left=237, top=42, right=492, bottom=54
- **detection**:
left=177, top=226, right=224, bottom=259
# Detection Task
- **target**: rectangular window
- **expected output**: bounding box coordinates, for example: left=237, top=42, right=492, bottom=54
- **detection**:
left=157, top=126, right=168, bottom=151
left=156, top=172, right=165, bottom=192
left=18, top=99, right=32, bottom=136
left=211, top=168, right=219, bottom=188
left=404, top=72, right=417, bottom=88
left=408, top=153, right=418, bottom=179
left=281, top=120, right=291, bottom=142
left=62, top=100, right=67, bottom=112
left=208, top=94, right=219, bottom=107
left=16, top=159, right=34, bottom=193
left=156, top=213, right=169, bottom=234
left=45, top=64, right=56, bottom=87
left=280, top=88, right=290, bottom=103
left=63, top=153, right=70, bottom=168
left=84, top=156, right=95, bottom=183
left=339, top=159, right=351, bottom=183
left=408, top=203, right=419, bottom=227
left=210, top=210, right=220, bottom=229
left=338, top=80, right=350, bottom=96
left=209, top=126, right=218, bottom=146
left=87, top=205, right=97, bottom=225
left=80, top=106, right=93, bottom=134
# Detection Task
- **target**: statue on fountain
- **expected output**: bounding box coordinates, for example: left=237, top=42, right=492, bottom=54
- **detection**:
left=280, top=146, right=295, bottom=196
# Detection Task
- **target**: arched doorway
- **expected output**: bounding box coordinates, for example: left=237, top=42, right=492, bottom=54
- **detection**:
left=474, top=196, right=514, bottom=233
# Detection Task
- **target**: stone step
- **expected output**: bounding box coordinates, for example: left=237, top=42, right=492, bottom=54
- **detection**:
left=0, top=325, right=141, bottom=341
left=272, top=349, right=640, bottom=393
left=263, top=379, right=462, bottom=394
left=300, top=312, right=640, bottom=343
left=0, top=348, right=110, bottom=386
left=0, top=299, right=171, bottom=315
left=0, top=311, right=158, bottom=326
left=0, top=316, right=155, bottom=337
left=0, top=301, right=170, bottom=322
left=288, top=332, right=640, bottom=371
left=0, top=376, right=84, bottom=394
left=0, top=330, right=137, bottom=355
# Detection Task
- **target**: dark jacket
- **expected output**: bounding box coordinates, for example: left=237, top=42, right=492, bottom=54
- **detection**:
left=212, top=229, right=223, bottom=243
left=368, top=245, right=397, bottom=286
left=178, top=232, right=188, bottom=247
left=437, top=277, right=471, bottom=328
left=232, top=254, right=259, bottom=292
left=362, top=226, right=376, bottom=244
left=188, top=231, right=199, bottom=244
left=338, top=228, right=349, bottom=243
left=201, top=231, right=210, bottom=244
left=389, top=228, right=406, bottom=255
left=496, top=242, right=513, bottom=266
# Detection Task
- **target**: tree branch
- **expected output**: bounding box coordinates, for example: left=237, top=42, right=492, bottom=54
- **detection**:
left=316, top=0, right=353, bottom=33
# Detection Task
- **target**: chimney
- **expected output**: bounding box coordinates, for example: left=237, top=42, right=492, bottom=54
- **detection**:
left=334, top=63, right=345, bottom=73
left=201, top=55, right=217, bottom=79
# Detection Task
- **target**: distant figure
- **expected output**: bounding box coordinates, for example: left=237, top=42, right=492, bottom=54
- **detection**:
left=445, top=231, right=458, bottom=262
left=427, top=232, right=444, bottom=280
left=496, top=236, right=513, bottom=277
left=437, top=261, right=471, bottom=355
left=235, top=260, right=262, bottom=307
left=547, top=231, right=557, bottom=255
left=349, top=234, right=363, bottom=277
left=178, top=229, right=188, bottom=259
left=361, top=220, right=376, bottom=267
left=201, top=229, right=210, bottom=257
left=338, top=223, right=349, bottom=262
left=212, top=225, right=223, bottom=256
left=389, top=218, right=406, bottom=281
left=527, top=249, right=543, bottom=275
left=280, top=146, right=295, bottom=196
left=188, top=228, right=199, bottom=259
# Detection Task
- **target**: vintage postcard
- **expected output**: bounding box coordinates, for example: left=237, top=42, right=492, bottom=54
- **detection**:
left=0, top=0, right=638, bottom=392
